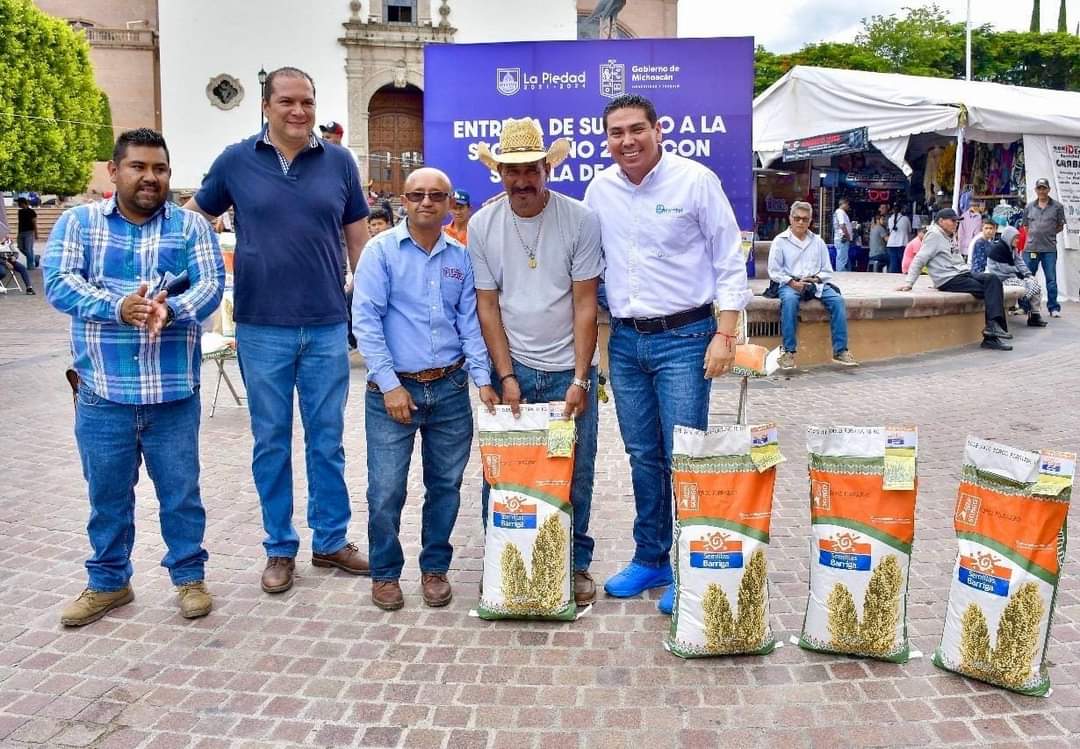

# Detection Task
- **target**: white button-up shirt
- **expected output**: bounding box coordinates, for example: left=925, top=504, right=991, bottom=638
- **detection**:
left=584, top=152, right=751, bottom=318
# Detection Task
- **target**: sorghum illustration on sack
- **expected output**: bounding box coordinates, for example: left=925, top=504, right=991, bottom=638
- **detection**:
left=799, top=426, right=918, bottom=662
left=666, top=423, right=782, bottom=657
left=933, top=437, right=1073, bottom=696
left=477, top=404, right=575, bottom=621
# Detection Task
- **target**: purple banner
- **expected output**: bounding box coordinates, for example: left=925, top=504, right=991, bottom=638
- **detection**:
left=423, top=38, right=754, bottom=228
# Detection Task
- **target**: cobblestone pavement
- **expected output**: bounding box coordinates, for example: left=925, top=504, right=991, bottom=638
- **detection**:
left=1, top=269, right=1079, bottom=748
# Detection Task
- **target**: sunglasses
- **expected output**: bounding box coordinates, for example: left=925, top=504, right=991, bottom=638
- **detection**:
left=790, top=215, right=811, bottom=222
left=867, top=189, right=891, bottom=201
left=403, top=190, right=449, bottom=203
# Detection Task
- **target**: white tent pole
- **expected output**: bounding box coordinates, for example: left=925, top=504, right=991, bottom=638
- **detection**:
left=965, top=0, right=972, bottom=82
left=953, top=0, right=971, bottom=214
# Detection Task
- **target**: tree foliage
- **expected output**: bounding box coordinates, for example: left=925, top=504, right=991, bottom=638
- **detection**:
left=1057, top=0, right=1067, bottom=33
left=754, top=2, right=1080, bottom=98
left=95, top=92, right=114, bottom=162
left=0, top=0, right=105, bottom=193
left=1031, top=0, right=1041, bottom=33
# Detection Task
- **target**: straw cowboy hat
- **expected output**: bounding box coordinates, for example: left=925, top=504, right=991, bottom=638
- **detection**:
left=476, top=117, right=570, bottom=170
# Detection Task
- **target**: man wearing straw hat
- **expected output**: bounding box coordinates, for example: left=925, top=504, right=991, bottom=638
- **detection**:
left=469, top=117, right=604, bottom=606
left=584, top=94, right=751, bottom=616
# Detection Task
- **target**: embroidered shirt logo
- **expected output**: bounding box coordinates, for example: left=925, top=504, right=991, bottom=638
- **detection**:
left=655, top=204, right=685, bottom=215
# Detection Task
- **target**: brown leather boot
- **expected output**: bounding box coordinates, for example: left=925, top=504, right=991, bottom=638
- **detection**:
left=312, top=542, right=370, bottom=575
left=261, top=557, right=295, bottom=593
left=574, top=571, right=597, bottom=606
left=372, top=580, right=404, bottom=611
left=421, top=573, right=452, bottom=607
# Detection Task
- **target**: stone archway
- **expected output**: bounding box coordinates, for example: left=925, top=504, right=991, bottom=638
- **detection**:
left=367, top=84, right=423, bottom=196
left=340, top=3, right=454, bottom=192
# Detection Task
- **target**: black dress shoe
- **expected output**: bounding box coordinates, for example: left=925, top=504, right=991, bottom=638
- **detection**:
left=982, top=322, right=1012, bottom=339
left=1027, top=314, right=1048, bottom=327
left=981, top=336, right=1012, bottom=351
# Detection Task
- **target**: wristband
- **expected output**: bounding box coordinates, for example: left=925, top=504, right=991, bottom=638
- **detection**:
left=500, top=373, right=518, bottom=383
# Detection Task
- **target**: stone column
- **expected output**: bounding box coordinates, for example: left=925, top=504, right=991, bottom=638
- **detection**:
left=346, top=58, right=371, bottom=182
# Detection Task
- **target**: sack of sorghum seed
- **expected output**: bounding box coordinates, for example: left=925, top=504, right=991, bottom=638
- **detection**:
left=933, top=437, right=1073, bottom=696
left=665, top=423, right=782, bottom=657
left=799, top=426, right=918, bottom=662
left=477, top=403, right=575, bottom=621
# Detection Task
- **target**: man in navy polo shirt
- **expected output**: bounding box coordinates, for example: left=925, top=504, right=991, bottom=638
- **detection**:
left=185, top=67, right=371, bottom=594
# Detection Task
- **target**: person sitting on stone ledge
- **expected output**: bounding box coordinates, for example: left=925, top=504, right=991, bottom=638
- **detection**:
left=897, top=208, right=1012, bottom=351
left=980, top=226, right=1047, bottom=329
left=768, top=201, right=859, bottom=370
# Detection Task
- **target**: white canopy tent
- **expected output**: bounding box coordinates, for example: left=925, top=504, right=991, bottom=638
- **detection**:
left=753, top=66, right=1080, bottom=300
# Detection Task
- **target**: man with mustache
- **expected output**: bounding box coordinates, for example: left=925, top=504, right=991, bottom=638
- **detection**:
left=43, top=128, right=224, bottom=625
left=584, top=94, right=751, bottom=615
left=352, top=168, right=497, bottom=610
left=468, top=117, right=604, bottom=607
left=185, top=67, right=372, bottom=594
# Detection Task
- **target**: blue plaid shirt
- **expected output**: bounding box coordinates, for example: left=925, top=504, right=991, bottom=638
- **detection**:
left=43, top=198, right=224, bottom=405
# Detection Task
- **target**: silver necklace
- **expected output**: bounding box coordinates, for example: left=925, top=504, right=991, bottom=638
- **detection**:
left=511, top=192, right=549, bottom=269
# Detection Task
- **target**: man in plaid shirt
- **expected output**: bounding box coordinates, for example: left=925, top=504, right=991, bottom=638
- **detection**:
left=43, top=129, right=224, bottom=627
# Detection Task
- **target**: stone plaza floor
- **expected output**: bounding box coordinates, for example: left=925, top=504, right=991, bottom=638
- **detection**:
left=1, top=268, right=1079, bottom=748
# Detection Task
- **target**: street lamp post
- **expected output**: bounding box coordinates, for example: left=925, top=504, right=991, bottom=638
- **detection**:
left=258, top=67, right=268, bottom=132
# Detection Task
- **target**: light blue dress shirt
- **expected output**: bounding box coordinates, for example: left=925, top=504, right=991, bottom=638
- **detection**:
left=352, top=220, right=491, bottom=393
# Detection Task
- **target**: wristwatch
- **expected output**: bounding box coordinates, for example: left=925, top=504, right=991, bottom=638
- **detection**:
left=571, top=377, right=591, bottom=392
left=164, top=305, right=176, bottom=328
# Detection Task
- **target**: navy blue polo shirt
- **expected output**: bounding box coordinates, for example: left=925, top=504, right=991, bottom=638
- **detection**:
left=195, top=132, right=369, bottom=326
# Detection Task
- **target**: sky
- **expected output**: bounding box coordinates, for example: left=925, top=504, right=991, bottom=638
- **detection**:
left=678, top=0, right=1080, bottom=53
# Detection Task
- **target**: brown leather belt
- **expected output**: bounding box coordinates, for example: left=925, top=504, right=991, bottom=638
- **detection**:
left=368, top=357, right=466, bottom=392
left=614, top=303, right=714, bottom=334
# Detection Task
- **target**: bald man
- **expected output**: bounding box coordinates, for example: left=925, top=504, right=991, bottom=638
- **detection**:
left=352, top=168, right=497, bottom=611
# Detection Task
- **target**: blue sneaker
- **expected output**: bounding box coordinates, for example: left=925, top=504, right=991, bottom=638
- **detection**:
left=603, top=562, right=673, bottom=598
left=657, top=583, right=674, bottom=615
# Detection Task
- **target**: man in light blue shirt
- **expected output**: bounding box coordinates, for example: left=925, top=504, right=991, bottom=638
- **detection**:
left=353, top=167, right=497, bottom=612
left=768, top=201, right=858, bottom=370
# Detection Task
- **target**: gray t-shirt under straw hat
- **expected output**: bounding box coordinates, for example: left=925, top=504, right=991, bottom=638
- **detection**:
left=468, top=191, right=604, bottom=372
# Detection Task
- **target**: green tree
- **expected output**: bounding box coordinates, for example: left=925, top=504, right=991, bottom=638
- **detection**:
left=753, top=45, right=785, bottom=97
left=856, top=4, right=968, bottom=77
left=1031, top=0, right=1041, bottom=32
left=980, top=31, right=1080, bottom=91
left=0, top=0, right=105, bottom=193
left=96, top=92, right=114, bottom=162
left=1058, top=0, right=1067, bottom=32
left=753, top=3, right=1080, bottom=95
left=753, top=42, right=886, bottom=98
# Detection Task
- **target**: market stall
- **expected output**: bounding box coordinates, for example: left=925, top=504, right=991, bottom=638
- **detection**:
left=753, top=66, right=1080, bottom=299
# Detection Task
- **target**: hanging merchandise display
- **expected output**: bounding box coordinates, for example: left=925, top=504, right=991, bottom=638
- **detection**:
left=799, top=426, right=919, bottom=663
left=933, top=437, right=1073, bottom=696
left=666, top=424, right=782, bottom=658
left=477, top=404, right=576, bottom=621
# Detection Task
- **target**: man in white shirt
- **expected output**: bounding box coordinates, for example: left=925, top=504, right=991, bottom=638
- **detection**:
left=768, top=202, right=858, bottom=370
left=583, top=94, right=751, bottom=615
left=832, top=197, right=853, bottom=271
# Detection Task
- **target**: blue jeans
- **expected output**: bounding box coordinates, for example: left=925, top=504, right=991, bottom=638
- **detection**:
left=779, top=283, right=849, bottom=355
left=18, top=231, right=36, bottom=269
left=482, top=361, right=598, bottom=571
left=887, top=246, right=904, bottom=274
left=365, top=370, right=473, bottom=580
left=834, top=239, right=850, bottom=272
left=1026, top=251, right=1059, bottom=313
left=235, top=322, right=351, bottom=558
left=74, top=385, right=207, bottom=591
left=609, top=315, right=715, bottom=568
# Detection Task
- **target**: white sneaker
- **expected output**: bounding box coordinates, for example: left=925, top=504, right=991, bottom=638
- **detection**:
left=1050, top=310, right=1062, bottom=318
left=0, top=285, right=7, bottom=295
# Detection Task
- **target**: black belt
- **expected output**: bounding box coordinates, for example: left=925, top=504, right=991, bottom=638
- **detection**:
left=614, top=304, right=713, bottom=334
